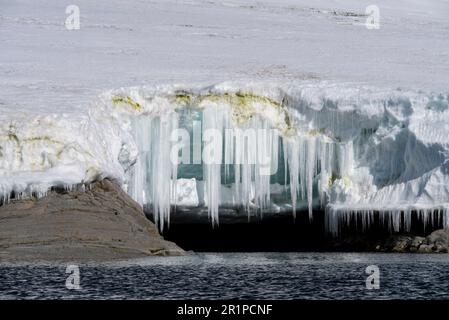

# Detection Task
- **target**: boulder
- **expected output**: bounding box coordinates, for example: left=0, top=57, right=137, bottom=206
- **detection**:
left=427, top=229, right=449, bottom=248
left=417, top=244, right=434, bottom=253
left=0, top=179, right=184, bottom=263
left=327, top=230, right=449, bottom=253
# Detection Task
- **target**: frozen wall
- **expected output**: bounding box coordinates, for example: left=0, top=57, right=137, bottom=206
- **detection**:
left=1, top=82, right=448, bottom=235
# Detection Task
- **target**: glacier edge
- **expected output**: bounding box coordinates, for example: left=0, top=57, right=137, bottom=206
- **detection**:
left=1, top=81, right=449, bottom=235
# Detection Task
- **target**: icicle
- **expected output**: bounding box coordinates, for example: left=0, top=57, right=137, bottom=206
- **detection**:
left=282, top=138, right=288, bottom=193
left=202, top=106, right=224, bottom=226
left=284, top=134, right=321, bottom=220
left=128, top=113, right=179, bottom=232
left=224, top=110, right=233, bottom=184
left=225, top=116, right=280, bottom=219
left=151, top=113, right=179, bottom=231
left=285, top=136, right=300, bottom=219
left=318, top=140, right=329, bottom=207
left=404, top=208, right=412, bottom=232
left=443, top=207, right=449, bottom=229
left=325, top=205, right=449, bottom=237
left=299, top=137, right=306, bottom=200
left=128, top=116, right=150, bottom=205
left=254, top=120, right=275, bottom=212
left=306, top=136, right=316, bottom=220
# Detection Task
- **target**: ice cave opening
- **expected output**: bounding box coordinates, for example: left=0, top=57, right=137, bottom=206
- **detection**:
left=115, top=86, right=449, bottom=245
left=126, top=95, right=350, bottom=231
left=2, top=83, right=448, bottom=249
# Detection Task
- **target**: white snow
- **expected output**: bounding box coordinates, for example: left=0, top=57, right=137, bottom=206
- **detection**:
left=93, top=83, right=449, bottom=232
left=175, top=178, right=199, bottom=207
left=1, top=0, right=449, bottom=233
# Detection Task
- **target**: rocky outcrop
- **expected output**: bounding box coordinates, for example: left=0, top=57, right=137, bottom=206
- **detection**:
left=0, top=179, right=184, bottom=263
left=328, top=229, right=449, bottom=253
left=383, top=229, right=449, bottom=253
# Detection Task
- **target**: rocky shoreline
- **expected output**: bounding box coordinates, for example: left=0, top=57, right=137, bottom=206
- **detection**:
left=0, top=180, right=184, bottom=263
left=0, top=179, right=448, bottom=262
left=328, top=229, right=449, bottom=253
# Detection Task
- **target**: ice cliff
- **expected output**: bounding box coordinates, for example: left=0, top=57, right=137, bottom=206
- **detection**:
left=1, top=81, right=448, bottom=235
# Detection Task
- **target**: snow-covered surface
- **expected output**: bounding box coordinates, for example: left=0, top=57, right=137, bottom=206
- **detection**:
left=2, top=0, right=449, bottom=115
left=1, top=0, right=449, bottom=233
left=99, top=83, right=449, bottom=231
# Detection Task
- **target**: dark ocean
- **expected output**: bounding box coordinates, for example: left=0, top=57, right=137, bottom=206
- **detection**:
left=1, top=252, right=449, bottom=299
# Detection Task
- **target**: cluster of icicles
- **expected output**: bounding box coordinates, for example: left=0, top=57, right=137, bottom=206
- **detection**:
left=0, top=188, right=51, bottom=206
left=0, top=183, right=90, bottom=206
left=125, top=105, right=449, bottom=235
left=126, top=104, right=357, bottom=233
left=326, top=206, right=449, bottom=236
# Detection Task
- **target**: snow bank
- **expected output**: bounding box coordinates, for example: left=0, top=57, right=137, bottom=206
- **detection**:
left=1, top=81, right=448, bottom=234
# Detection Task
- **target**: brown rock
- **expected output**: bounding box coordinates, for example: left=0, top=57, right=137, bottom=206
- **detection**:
left=0, top=179, right=184, bottom=263
left=391, top=238, right=412, bottom=252
left=417, top=244, right=434, bottom=253
left=427, top=229, right=449, bottom=248
left=411, top=236, right=425, bottom=248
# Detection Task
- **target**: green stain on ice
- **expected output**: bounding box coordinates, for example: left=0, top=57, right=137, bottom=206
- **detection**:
left=172, top=91, right=194, bottom=106
left=327, top=172, right=339, bottom=188
left=308, top=128, right=326, bottom=136
left=112, top=95, right=142, bottom=111
left=170, top=90, right=294, bottom=130
left=23, top=136, right=64, bottom=145
left=326, top=172, right=351, bottom=188
left=7, top=133, right=19, bottom=145
left=4, top=124, right=23, bottom=165
left=171, top=90, right=281, bottom=108
left=234, top=92, right=281, bottom=107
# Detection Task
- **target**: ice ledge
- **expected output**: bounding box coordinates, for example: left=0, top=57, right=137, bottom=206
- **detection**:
left=0, top=81, right=448, bottom=235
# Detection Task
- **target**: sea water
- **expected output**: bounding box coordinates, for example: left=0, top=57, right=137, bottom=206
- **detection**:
left=1, top=252, right=449, bottom=299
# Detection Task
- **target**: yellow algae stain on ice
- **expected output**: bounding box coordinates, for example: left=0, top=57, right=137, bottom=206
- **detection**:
left=112, top=95, right=142, bottom=111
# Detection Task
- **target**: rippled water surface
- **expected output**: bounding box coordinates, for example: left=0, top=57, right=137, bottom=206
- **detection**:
left=1, top=252, right=449, bottom=299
